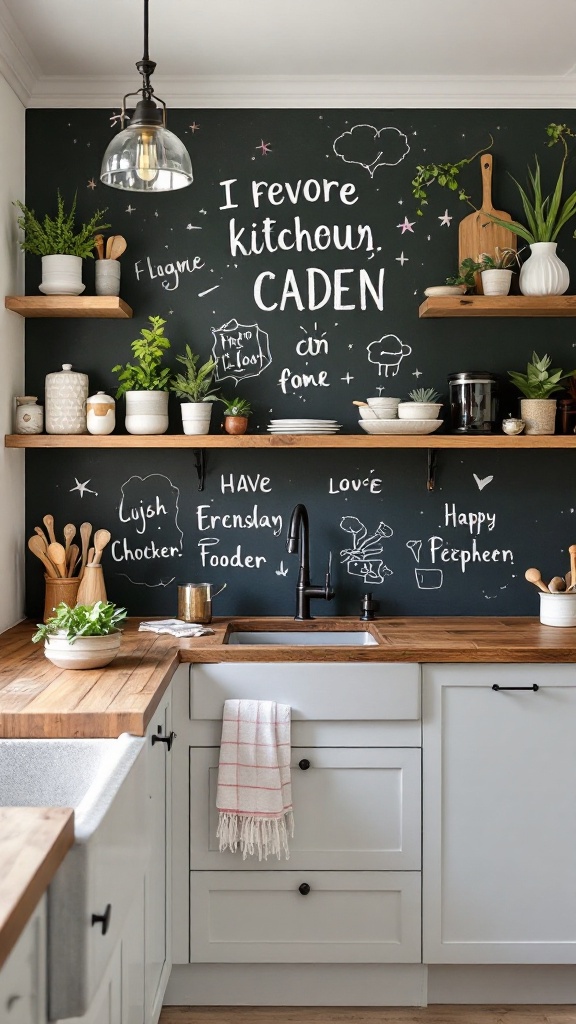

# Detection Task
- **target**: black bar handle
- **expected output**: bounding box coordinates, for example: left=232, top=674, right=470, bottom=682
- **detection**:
left=492, top=684, right=539, bottom=692
left=152, top=730, right=176, bottom=750
left=91, top=903, right=112, bottom=935
left=298, top=883, right=311, bottom=895
left=298, top=758, right=311, bottom=770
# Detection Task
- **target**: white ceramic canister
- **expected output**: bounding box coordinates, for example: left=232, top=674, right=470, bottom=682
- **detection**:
left=95, top=259, right=121, bottom=297
left=45, top=363, right=88, bottom=434
left=539, top=593, right=576, bottom=627
left=14, top=396, right=43, bottom=434
left=86, top=390, right=115, bottom=435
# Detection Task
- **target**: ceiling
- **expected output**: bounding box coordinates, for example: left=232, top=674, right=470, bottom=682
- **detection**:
left=2, top=0, right=576, bottom=107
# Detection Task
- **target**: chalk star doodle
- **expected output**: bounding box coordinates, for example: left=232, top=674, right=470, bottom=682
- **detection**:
left=333, top=124, right=410, bottom=178
left=367, top=334, right=412, bottom=377
left=275, top=561, right=289, bottom=577
left=87, top=178, right=96, bottom=190
left=339, top=515, right=393, bottom=584
left=69, top=478, right=98, bottom=498
left=256, top=140, right=272, bottom=156
left=341, top=373, right=354, bottom=384
left=397, top=216, right=415, bottom=234
left=396, top=252, right=409, bottom=265
left=439, top=209, right=453, bottom=226
left=125, top=204, right=136, bottom=214
left=189, top=122, right=200, bottom=133
left=413, top=368, right=422, bottom=378
left=211, top=319, right=272, bottom=383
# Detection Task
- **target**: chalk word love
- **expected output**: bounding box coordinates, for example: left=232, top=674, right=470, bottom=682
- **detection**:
left=134, top=255, right=204, bottom=291
left=329, top=476, right=382, bottom=495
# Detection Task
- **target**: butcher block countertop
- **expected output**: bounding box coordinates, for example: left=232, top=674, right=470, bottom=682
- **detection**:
left=1, top=615, right=576, bottom=739
left=0, top=807, right=74, bottom=969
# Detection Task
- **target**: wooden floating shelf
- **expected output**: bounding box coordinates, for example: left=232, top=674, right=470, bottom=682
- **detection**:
left=418, top=295, right=576, bottom=318
left=5, top=296, right=133, bottom=318
left=5, top=433, right=576, bottom=450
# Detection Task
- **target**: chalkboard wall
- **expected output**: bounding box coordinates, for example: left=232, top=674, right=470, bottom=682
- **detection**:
left=23, top=108, right=576, bottom=618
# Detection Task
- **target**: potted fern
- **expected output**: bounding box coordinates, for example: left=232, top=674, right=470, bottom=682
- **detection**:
left=112, top=315, right=172, bottom=434
left=508, top=351, right=574, bottom=435
left=220, top=396, right=252, bottom=435
left=15, top=191, right=109, bottom=296
left=170, top=346, right=219, bottom=434
left=398, top=387, right=443, bottom=420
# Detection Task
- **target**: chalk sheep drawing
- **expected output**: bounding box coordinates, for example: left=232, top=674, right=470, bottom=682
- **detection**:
left=333, top=125, right=410, bottom=178
left=211, top=319, right=271, bottom=384
left=340, top=515, right=393, bottom=584
left=367, top=335, right=412, bottom=377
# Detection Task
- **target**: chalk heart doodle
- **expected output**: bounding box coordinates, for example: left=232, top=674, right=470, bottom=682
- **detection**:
left=211, top=319, right=272, bottom=383
left=339, top=515, right=393, bottom=584
left=333, top=125, right=410, bottom=178
left=367, top=334, right=412, bottom=377
left=111, top=473, right=183, bottom=588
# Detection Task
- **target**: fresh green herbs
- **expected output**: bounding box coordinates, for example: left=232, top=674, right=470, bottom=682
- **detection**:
left=112, top=316, right=172, bottom=397
left=15, top=191, right=109, bottom=257
left=32, top=601, right=126, bottom=644
left=170, top=346, right=219, bottom=402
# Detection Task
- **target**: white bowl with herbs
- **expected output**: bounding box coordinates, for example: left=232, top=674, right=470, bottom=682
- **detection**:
left=397, top=388, right=443, bottom=420
left=32, top=601, right=126, bottom=670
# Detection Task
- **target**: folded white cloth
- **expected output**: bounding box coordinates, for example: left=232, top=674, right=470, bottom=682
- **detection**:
left=216, top=699, right=293, bottom=861
left=139, top=619, right=214, bottom=638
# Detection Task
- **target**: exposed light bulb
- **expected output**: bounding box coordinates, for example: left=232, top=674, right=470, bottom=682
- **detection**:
left=135, top=129, right=159, bottom=183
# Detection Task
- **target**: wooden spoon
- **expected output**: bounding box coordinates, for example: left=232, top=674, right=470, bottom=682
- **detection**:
left=94, top=233, right=104, bottom=260
left=569, top=545, right=576, bottom=588
left=108, top=235, right=127, bottom=260
left=549, top=576, right=567, bottom=593
left=47, top=542, right=67, bottom=579
left=525, top=568, right=550, bottom=593
left=352, top=400, right=369, bottom=407
left=66, top=543, right=80, bottom=578
left=63, top=523, right=76, bottom=562
left=33, top=527, right=48, bottom=551
left=566, top=570, right=572, bottom=589
left=87, top=546, right=95, bottom=565
left=28, top=536, right=59, bottom=578
left=92, top=529, right=111, bottom=565
left=79, top=522, right=92, bottom=578
left=43, top=514, right=56, bottom=545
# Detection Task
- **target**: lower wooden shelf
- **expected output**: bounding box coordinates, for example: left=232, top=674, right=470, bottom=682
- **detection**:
left=5, top=433, right=576, bottom=449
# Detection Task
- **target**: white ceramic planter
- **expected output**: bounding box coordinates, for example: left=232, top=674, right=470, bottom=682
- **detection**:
left=481, top=268, right=512, bottom=296
left=520, top=398, right=556, bottom=435
left=519, top=242, right=569, bottom=296
left=95, top=259, right=121, bottom=296
left=539, top=593, right=576, bottom=627
left=398, top=402, right=443, bottom=420
left=39, top=254, right=85, bottom=296
left=125, top=390, right=169, bottom=435
left=180, top=401, right=213, bottom=435
left=43, top=631, right=121, bottom=669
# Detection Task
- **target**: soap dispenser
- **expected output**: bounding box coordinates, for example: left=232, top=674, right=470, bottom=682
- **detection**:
left=360, top=593, right=376, bottom=621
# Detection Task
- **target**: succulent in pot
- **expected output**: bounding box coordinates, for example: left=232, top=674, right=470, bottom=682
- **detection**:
left=398, top=387, right=443, bottom=420
left=15, top=190, right=109, bottom=296
left=112, top=315, right=172, bottom=434
left=220, top=396, right=252, bottom=435
left=508, top=351, right=574, bottom=436
left=477, top=247, right=519, bottom=296
left=170, top=346, right=219, bottom=435
left=32, top=600, right=127, bottom=670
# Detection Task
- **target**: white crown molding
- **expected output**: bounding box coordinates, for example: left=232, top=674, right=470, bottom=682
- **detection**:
left=0, top=0, right=40, bottom=104
left=25, top=73, right=576, bottom=109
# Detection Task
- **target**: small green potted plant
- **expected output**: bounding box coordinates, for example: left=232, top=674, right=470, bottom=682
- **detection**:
left=220, top=396, right=252, bottom=435
left=15, top=191, right=109, bottom=296
left=398, top=387, right=443, bottom=421
left=508, top=351, right=574, bottom=435
left=32, top=600, right=127, bottom=670
left=170, top=346, right=219, bottom=435
left=445, top=257, right=482, bottom=294
left=477, top=247, right=519, bottom=296
left=112, top=315, right=172, bottom=434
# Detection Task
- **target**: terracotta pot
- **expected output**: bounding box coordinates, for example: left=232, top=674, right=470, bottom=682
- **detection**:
left=224, top=415, right=249, bottom=435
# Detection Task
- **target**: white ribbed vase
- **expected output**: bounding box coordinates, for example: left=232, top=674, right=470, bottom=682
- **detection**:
left=519, top=242, right=569, bottom=296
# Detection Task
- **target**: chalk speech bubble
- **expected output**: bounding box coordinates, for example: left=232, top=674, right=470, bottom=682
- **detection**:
left=333, top=125, right=410, bottom=178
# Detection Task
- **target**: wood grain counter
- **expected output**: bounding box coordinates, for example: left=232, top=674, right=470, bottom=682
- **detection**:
left=0, top=806, right=74, bottom=969
left=1, top=616, right=575, bottom=738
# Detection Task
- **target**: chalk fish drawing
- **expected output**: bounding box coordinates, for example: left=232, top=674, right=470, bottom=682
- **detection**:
left=211, top=319, right=272, bottom=383
left=333, top=125, right=410, bottom=178
left=415, top=568, right=443, bottom=590
left=367, top=335, right=412, bottom=377
left=340, top=515, right=393, bottom=584
left=406, top=540, right=422, bottom=563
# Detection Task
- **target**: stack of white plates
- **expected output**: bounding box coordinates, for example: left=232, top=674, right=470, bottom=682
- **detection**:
left=267, top=419, right=341, bottom=434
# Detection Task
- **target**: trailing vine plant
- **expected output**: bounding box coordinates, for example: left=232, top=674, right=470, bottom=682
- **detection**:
left=411, top=136, right=494, bottom=217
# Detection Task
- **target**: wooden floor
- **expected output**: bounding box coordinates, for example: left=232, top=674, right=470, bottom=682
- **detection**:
left=160, top=1008, right=576, bottom=1024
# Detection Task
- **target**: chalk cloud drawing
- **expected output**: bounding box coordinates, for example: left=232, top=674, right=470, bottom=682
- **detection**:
left=473, top=473, right=494, bottom=491
left=333, top=125, right=410, bottom=178
left=415, top=568, right=444, bottom=590
left=340, top=515, right=393, bottom=584
left=211, top=319, right=271, bottom=384
left=367, top=335, right=412, bottom=377
left=406, top=540, right=422, bottom=563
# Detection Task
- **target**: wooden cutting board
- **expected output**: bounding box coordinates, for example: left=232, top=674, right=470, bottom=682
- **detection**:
left=458, top=153, right=517, bottom=294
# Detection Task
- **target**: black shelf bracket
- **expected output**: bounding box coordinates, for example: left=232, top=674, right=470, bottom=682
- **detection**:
left=427, top=448, right=437, bottom=492
left=193, top=448, right=207, bottom=491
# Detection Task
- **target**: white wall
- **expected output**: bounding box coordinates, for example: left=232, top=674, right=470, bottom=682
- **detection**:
left=0, top=71, right=25, bottom=630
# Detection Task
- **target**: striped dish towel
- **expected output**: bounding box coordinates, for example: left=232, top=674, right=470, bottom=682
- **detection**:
left=216, top=699, right=293, bottom=861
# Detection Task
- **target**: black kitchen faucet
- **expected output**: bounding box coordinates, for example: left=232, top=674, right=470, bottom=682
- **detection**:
left=286, top=503, right=335, bottom=620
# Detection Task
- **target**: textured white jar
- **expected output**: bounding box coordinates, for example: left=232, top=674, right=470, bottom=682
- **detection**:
left=45, top=363, right=88, bottom=434
left=39, top=254, right=85, bottom=296
left=86, top=391, right=115, bottom=435
left=519, top=242, right=569, bottom=296
left=95, top=259, right=121, bottom=296
left=125, top=390, right=169, bottom=434
left=14, top=396, right=43, bottom=434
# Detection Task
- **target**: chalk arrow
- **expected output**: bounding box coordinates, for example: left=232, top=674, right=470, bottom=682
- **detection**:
left=473, top=474, right=494, bottom=491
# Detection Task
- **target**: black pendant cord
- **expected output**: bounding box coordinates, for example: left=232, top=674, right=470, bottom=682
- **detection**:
left=143, top=0, right=149, bottom=61
left=136, top=0, right=157, bottom=100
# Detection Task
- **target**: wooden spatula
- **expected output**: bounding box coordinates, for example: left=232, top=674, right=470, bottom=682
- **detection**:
left=108, top=235, right=127, bottom=260
left=458, top=154, right=517, bottom=294
left=79, top=522, right=92, bottom=578
left=28, top=536, right=59, bottom=578
left=66, top=543, right=80, bottom=577
left=43, top=514, right=57, bottom=545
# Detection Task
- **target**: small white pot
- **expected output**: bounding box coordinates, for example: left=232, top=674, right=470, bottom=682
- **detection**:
left=519, top=241, right=569, bottom=296
left=520, top=398, right=556, bottom=436
left=39, top=254, right=85, bottom=296
left=125, top=390, right=169, bottom=435
left=87, top=391, right=115, bottom=435
left=181, top=401, right=213, bottom=435
left=481, top=268, right=513, bottom=296
left=539, top=593, right=576, bottom=628
left=95, top=259, right=121, bottom=296
left=398, top=402, right=443, bottom=420
left=43, top=631, right=121, bottom=669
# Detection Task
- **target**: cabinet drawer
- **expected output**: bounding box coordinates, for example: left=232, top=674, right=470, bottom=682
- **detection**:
left=190, top=871, right=421, bottom=963
left=190, top=663, right=420, bottom=721
left=190, top=747, right=421, bottom=870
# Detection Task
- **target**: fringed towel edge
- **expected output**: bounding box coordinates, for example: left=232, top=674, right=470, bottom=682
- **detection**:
left=217, top=809, right=294, bottom=861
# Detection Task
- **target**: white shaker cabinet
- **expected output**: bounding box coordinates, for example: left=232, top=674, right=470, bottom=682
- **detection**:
left=0, top=897, right=46, bottom=1024
left=422, top=663, right=576, bottom=964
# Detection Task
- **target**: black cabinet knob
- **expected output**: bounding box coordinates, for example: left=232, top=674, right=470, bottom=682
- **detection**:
left=91, top=903, right=112, bottom=936
left=151, top=730, right=176, bottom=751
left=298, top=882, right=311, bottom=896
left=298, top=758, right=310, bottom=770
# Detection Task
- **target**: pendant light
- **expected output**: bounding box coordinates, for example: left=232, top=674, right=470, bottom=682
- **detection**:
left=100, top=0, right=193, bottom=192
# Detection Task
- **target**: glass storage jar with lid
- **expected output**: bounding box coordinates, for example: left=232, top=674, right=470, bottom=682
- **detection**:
left=448, top=371, right=498, bottom=434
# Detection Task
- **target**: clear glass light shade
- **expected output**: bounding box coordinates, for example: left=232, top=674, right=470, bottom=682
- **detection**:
left=100, top=123, right=193, bottom=192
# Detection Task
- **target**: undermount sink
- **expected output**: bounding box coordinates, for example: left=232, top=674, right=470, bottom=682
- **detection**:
left=226, top=630, right=378, bottom=646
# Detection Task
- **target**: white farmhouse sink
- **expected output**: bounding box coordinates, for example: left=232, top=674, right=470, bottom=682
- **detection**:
left=0, top=734, right=146, bottom=1018
left=226, top=630, right=378, bottom=646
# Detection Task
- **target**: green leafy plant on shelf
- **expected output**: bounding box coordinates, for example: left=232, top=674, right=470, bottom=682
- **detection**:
left=446, top=257, right=482, bottom=290
left=477, top=246, right=519, bottom=270
left=32, top=601, right=127, bottom=644
left=112, top=315, right=172, bottom=397
left=220, top=396, right=252, bottom=416
left=15, top=191, right=109, bottom=257
left=508, top=352, right=574, bottom=399
left=170, top=346, right=219, bottom=402
left=408, top=387, right=441, bottom=403
left=412, top=137, right=493, bottom=216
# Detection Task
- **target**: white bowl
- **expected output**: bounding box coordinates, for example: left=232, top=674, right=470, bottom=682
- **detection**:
left=398, top=402, right=443, bottom=420
left=539, top=593, right=576, bottom=627
left=44, top=631, right=122, bottom=669
left=358, top=407, right=378, bottom=420
left=359, top=418, right=442, bottom=435
left=366, top=397, right=401, bottom=409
